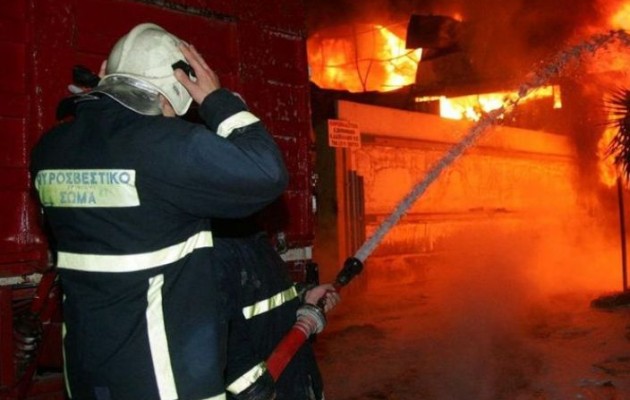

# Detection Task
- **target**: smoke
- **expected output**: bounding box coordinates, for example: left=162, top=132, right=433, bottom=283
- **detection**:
left=427, top=227, right=538, bottom=400
left=461, top=0, right=602, bottom=79
left=423, top=211, right=621, bottom=399
left=305, top=0, right=606, bottom=80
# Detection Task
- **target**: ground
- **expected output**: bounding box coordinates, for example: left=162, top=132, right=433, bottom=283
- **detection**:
left=315, top=256, right=630, bottom=400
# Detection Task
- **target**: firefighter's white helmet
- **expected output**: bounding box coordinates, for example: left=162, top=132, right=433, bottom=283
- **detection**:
left=95, top=23, right=193, bottom=116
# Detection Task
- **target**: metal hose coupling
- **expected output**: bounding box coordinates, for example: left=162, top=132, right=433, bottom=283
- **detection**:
left=294, top=303, right=327, bottom=336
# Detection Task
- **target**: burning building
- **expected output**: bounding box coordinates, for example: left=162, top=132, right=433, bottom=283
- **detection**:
left=307, top=0, right=630, bottom=285
left=306, top=0, right=630, bottom=398
left=2, top=0, right=630, bottom=399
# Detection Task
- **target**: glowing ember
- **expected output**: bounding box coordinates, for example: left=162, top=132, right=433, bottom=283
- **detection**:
left=307, top=24, right=422, bottom=92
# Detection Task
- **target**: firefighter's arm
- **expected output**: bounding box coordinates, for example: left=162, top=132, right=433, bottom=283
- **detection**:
left=169, top=41, right=288, bottom=217
left=226, top=315, right=276, bottom=400
left=170, top=83, right=288, bottom=219
left=178, top=92, right=288, bottom=217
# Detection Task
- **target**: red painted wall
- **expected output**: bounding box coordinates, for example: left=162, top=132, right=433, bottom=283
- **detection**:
left=0, top=0, right=314, bottom=277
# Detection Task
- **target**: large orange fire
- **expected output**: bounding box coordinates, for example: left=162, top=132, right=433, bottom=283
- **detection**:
left=307, top=20, right=559, bottom=121
left=307, top=24, right=422, bottom=92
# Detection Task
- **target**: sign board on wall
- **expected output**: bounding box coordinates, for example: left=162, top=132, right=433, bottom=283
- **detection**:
left=328, top=119, right=361, bottom=148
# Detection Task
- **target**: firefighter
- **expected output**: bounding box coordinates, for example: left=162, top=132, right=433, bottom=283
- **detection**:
left=211, top=218, right=340, bottom=400
left=153, top=83, right=340, bottom=400
left=30, top=22, right=288, bottom=400
left=137, top=66, right=340, bottom=399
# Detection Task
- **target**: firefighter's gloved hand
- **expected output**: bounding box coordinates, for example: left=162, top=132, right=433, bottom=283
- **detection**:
left=304, top=283, right=340, bottom=313
left=231, top=369, right=276, bottom=400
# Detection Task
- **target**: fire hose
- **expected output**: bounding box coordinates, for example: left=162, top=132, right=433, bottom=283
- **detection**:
left=266, top=257, right=363, bottom=380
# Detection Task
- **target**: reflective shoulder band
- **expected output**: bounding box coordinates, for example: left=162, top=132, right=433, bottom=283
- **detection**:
left=241, top=286, right=298, bottom=320
left=226, top=362, right=268, bottom=395
left=57, top=231, right=214, bottom=273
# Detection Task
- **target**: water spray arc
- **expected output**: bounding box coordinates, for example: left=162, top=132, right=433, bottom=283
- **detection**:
left=265, top=29, right=630, bottom=382
left=356, top=29, right=630, bottom=262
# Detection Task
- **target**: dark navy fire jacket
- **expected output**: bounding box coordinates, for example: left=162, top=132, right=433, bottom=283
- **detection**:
left=30, top=88, right=288, bottom=400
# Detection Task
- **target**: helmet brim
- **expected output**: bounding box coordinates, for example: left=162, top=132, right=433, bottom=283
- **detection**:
left=94, top=75, right=162, bottom=116
left=95, top=74, right=193, bottom=116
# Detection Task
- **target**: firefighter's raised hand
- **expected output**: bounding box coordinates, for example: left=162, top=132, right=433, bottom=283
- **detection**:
left=304, top=284, right=340, bottom=313
left=175, top=42, right=220, bottom=105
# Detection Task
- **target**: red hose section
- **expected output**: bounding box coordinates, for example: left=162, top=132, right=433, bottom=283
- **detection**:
left=267, top=259, right=358, bottom=381
left=266, top=326, right=309, bottom=380
left=267, top=280, right=350, bottom=381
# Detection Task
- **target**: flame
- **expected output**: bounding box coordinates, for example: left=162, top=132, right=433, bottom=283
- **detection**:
left=307, top=24, right=422, bottom=92
left=610, top=2, right=630, bottom=29
left=417, top=85, right=561, bottom=122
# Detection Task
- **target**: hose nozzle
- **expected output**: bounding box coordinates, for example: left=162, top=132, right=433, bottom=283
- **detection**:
left=335, top=257, right=364, bottom=288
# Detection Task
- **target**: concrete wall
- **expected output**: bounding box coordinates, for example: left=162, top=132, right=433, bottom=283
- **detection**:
left=336, top=100, right=582, bottom=274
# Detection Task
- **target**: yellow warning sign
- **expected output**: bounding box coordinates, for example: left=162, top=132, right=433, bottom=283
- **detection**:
left=328, top=119, right=361, bottom=149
